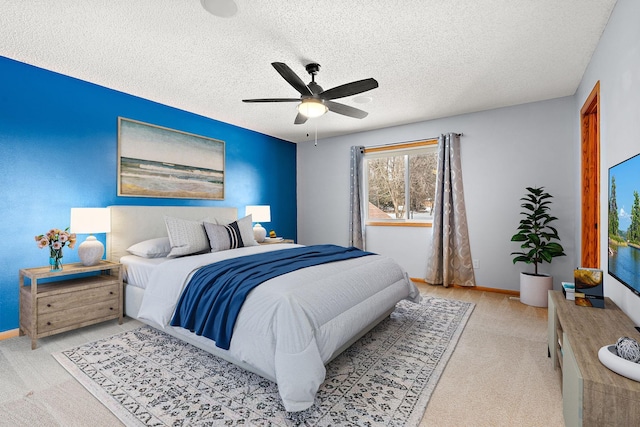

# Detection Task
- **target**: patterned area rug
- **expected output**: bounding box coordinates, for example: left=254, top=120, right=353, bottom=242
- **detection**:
left=53, top=296, right=474, bottom=426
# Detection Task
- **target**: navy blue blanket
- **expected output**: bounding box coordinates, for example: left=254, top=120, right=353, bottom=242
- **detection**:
left=170, top=244, right=374, bottom=350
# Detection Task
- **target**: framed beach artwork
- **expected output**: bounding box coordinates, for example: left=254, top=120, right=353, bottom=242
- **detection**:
left=117, top=117, right=225, bottom=200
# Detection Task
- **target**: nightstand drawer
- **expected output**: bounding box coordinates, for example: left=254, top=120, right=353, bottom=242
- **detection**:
left=38, top=282, right=119, bottom=314
left=37, top=298, right=120, bottom=334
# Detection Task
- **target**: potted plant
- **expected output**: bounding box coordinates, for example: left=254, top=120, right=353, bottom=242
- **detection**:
left=511, top=186, right=566, bottom=307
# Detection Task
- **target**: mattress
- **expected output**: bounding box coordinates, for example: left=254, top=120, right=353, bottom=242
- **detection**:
left=120, top=255, right=167, bottom=289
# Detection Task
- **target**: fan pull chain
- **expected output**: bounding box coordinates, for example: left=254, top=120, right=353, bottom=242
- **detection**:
left=315, top=122, right=318, bottom=147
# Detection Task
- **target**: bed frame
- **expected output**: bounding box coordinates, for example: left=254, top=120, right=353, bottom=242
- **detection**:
left=106, top=205, right=394, bottom=382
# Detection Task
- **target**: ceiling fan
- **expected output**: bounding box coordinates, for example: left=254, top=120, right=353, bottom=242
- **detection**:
left=242, top=62, right=378, bottom=125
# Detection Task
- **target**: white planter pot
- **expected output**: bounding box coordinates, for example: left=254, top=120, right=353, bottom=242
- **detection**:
left=520, top=272, right=553, bottom=307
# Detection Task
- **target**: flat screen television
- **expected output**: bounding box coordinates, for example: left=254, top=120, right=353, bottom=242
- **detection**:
left=608, top=152, right=640, bottom=296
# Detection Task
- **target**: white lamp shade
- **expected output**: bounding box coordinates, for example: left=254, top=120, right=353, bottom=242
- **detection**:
left=245, top=205, right=270, bottom=243
left=70, top=208, right=111, bottom=234
left=70, top=208, right=110, bottom=266
left=245, top=205, right=271, bottom=223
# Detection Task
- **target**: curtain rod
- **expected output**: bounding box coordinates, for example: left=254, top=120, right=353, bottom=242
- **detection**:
left=365, top=133, right=463, bottom=150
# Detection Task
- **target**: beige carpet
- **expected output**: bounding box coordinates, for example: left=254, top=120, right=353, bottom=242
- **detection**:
left=0, top=284, right=564, bottom=426
left=420, top=285, right=564, bottom=426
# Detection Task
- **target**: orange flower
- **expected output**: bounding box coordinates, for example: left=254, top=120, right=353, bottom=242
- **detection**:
left=68, top=234, right=77, bottom=249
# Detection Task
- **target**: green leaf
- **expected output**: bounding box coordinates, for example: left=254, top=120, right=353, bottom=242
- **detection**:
left=527, top=187, right=542, bottom=195
left=512, top=256, right=531, bottom=264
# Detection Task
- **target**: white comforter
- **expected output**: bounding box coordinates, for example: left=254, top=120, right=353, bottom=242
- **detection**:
left=137, top=244, right=420, bottom=411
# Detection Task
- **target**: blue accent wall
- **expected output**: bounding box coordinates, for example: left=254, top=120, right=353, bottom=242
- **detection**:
left=0, top=56, right=297, bottom=332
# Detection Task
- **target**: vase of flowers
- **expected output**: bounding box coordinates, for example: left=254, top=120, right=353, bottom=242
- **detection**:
left=35, top=228, right=76, bottom=271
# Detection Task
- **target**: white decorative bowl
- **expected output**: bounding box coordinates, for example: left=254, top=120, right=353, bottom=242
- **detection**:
left=598, top=345, right=640, bottom=382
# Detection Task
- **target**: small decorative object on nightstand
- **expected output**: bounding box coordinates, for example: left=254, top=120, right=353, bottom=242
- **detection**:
left=245, top=205, right=270, bottom=243
left=35, top=227, right=77, bottom=271
left=19, top=260, right=123, bottom=349
left=70, top=207, right=111, bottom=266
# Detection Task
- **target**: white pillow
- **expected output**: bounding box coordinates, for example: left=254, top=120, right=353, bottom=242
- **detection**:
left=215, top=215, right=258, bottom=246
left=126, top=237, right=171, bottom=258
left=164, top=216, right=210, bottom=258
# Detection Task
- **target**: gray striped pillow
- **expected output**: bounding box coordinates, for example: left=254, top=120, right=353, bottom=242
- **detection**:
left=204, top=220, right=245, bottom=252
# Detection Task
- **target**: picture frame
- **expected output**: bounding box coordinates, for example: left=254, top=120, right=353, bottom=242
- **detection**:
left=117, top=117, right=225, bottom=200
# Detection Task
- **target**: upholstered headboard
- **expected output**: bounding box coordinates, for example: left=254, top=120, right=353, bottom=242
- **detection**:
left=107, top=205, right=238, bottom=261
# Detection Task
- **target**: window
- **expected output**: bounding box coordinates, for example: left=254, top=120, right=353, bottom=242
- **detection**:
left=365, top=140, right=438, bottom=225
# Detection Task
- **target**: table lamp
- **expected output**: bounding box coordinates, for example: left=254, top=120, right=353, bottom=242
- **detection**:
left=245, top=205, right=270, bottom=243
left=70, top=207, right=111, bottom=266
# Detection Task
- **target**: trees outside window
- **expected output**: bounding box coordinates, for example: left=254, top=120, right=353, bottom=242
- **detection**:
left=365, top=141, right=438, bottom=222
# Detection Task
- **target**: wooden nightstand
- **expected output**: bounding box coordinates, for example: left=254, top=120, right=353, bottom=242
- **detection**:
left=19, top=260, right=123, bottom=349
left=259, top=238, right=295, bottom=245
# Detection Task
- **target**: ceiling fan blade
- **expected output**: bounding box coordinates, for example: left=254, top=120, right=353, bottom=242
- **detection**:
left=325, top=101, right=368, bottom=119
left=294, top=112, right=308, bottom=125
left=242, top=98, right=300, bottom=103
left=320, top=78, right=378, bottom=100
left=272, top=62, right=313, bottom=97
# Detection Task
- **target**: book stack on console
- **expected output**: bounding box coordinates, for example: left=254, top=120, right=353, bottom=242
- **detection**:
left=574, top=267, right=604, bottom=308
left=562, top=282, right=575, bottom=300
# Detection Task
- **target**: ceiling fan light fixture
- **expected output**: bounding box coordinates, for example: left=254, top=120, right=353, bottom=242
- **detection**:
left=298, top=99, right=327, bottom=118
left=200, top=0, right=238, bottom=18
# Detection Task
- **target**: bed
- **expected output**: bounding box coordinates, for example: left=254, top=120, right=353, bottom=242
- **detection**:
left=107, top=205, right=420, bottom=412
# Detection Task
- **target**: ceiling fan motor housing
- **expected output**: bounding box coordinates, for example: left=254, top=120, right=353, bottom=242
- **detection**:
left=305, top=63, right=321, bottom=75
left=307, top=82, right=323, bottom=95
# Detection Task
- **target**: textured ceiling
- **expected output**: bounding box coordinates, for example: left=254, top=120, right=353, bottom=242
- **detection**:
left=0, top=1, right=616, bottom=143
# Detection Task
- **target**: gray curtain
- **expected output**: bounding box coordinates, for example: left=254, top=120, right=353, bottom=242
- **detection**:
left=425, top=133, right=475, bottom=287
left=349, top=146, right=365, bottom=250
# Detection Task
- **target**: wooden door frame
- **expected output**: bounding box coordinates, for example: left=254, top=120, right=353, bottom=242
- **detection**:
left=580, top=81, right=600, bottom=268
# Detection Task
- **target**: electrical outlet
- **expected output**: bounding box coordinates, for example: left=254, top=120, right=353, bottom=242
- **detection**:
left=473, top=259, right=479, bottom=269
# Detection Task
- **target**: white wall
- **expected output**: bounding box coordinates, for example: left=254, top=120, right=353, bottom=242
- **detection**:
left=297, top=97, right=577, bottom=292
left=575, top=0, right=640, bottom=325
